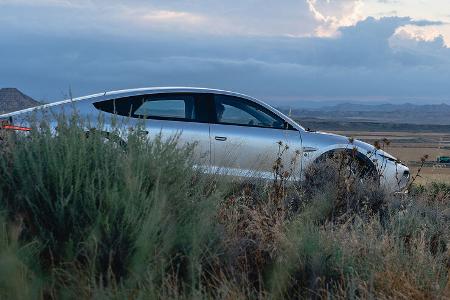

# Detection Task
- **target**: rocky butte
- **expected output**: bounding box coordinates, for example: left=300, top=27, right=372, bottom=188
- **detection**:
left=0, top=88, right=40, bottom=114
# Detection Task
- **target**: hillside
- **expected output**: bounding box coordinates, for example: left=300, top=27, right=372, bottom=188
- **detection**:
left=0, top=88, right=40, bottom=114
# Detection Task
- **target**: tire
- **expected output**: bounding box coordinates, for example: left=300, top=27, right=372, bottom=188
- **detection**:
left=302, top=149, right=379, bottom=194
left=318, top=149, right=378, bottom=180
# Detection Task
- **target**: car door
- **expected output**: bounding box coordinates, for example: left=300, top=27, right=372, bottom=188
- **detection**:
left=92, top=92, right=211, bottom=169
left=209, top=94, right=302, bottom=179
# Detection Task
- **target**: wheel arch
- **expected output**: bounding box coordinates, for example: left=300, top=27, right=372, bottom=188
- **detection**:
left=313, top=146, right=377, bottom=173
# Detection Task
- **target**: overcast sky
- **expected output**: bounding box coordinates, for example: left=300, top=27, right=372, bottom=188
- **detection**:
left=1, top=0, right=450, bottom=104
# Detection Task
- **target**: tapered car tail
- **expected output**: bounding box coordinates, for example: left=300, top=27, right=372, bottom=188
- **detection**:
left=0, top=117, right=32, bottom=132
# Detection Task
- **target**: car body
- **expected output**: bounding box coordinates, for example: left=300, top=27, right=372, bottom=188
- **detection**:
left=0, top=87, right=410, bottom=192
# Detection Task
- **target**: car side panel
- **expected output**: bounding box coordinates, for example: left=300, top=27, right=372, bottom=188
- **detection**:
left=142, top=119, right=211, bottom=168
left=210, top=124, right=302, bottom=179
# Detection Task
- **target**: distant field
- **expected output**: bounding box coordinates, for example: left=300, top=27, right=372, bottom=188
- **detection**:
left=331, top=130, right=450, bottom=184
left=299, top=119, right=450, bottom=132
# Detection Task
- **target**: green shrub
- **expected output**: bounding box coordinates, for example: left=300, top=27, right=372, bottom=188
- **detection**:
left=0, top=120, right=222, bottom=298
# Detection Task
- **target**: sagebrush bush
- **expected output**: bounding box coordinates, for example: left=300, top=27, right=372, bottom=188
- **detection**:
left=0, top=119, right=223, bottom=298
left=0, top=119, right=448, bottom=299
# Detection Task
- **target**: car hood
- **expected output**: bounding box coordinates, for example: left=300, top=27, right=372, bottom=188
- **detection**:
left=309, top=131, right=398, bottom=160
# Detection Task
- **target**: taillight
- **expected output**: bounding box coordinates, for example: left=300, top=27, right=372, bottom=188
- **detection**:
left=0, top=118, right=31, bottom=131
left=2, top=125, right=32, bottom=131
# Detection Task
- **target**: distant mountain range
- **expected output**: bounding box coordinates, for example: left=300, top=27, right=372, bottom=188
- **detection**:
left=281, top=102, right=450, bottom=126
left=0, top=88, right=40, bottom=114
left=314, top=102, right=450, bottom=113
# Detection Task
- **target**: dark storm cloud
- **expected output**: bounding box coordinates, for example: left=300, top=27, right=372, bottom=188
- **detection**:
left=0, top=3, right=449, bottom=103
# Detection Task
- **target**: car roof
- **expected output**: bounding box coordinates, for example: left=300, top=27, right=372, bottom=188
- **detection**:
left=0, top=87, right=257, bottom=118
left=106, top=87, right=256, bottom=100
left=77, top=87, right=261, bottom=105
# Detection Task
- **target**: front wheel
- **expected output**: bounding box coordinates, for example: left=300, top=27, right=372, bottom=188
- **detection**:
left=299, top=150, right=386, bottom=223
left=303, top=150, right=379, bottom=192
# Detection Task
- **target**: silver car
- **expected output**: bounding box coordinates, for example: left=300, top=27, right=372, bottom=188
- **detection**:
left=0, top=87, right=410, bottom=192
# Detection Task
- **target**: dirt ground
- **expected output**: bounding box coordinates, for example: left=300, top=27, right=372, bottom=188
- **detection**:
left=332, top=131, right=450, bottom=184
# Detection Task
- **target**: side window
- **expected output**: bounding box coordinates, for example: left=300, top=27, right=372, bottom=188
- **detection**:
left=135, top=99, right=191, bottom=119
left=214, top=95, right=285, bottom=129
left=93, top=94, right=197, bottom=121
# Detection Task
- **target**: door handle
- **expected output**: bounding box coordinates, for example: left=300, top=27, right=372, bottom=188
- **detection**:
left=215, top=136, right=227, bottom=141
left=301, top=146, right=318, bottom=153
